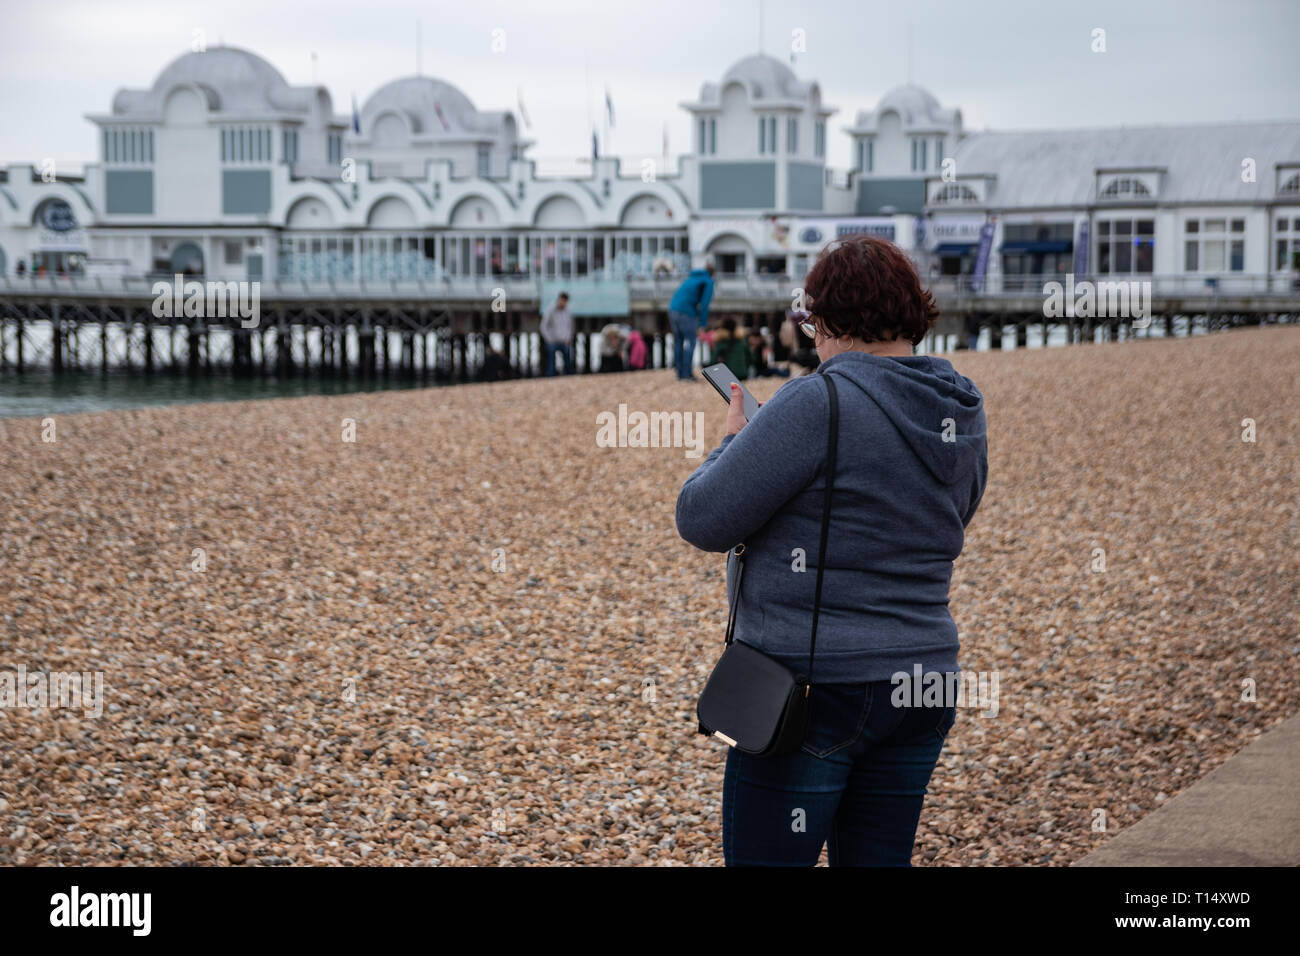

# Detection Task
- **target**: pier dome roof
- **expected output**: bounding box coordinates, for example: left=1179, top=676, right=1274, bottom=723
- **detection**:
left=849, top=83, right=961, bottom=134
left=108, top=45, right=328, bottom=118
left=877, top=84, right=941, bottom=123
left=683, top=52, right=832, bottom=114
left=360, top=76, right=489, bottom=135
left=721, top=54, right=805, bottom=101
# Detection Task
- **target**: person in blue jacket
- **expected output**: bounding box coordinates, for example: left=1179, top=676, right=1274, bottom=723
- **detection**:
left=676, top=236, right=988, bottom=867
left=668, top=263, right=715, bottom=380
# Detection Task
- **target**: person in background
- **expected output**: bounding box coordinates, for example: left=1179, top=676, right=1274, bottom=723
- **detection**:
left=599, top=323, right=628, bottom=372
left=479, top=343, right=513, bottom=381
left=540, top=292, right=574, bottom=376
left=788, top=316, right=821, bottom=375
left=777, top=309, right=797, bottom=363
left=711, top=317, right=752, bottom=381
left=747, top=329, right=790, bottom=378
left=627, top=329, right=648, bottom=371
left=697, top=326, right=716, bottom=368
left=668, top=263, right=716, bottom=381
left=15, top=260, right=26, bottom=278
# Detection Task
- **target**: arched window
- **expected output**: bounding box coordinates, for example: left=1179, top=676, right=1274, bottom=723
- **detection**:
left=932, top=183, right=979, bottom=204
left=1099, top=178, right=1151, bottom=199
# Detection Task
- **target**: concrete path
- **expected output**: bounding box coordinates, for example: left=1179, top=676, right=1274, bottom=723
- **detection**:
left=1075, top=711, right=1300, bottom=866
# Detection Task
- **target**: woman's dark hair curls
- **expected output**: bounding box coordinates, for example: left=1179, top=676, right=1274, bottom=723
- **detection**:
left=802, top=236, right=939, bottom=347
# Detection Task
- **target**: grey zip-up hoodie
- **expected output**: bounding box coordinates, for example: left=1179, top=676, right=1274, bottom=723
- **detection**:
left=676, top=350, right=988, bottom=683
left=540, top=305, right=574, bottom=344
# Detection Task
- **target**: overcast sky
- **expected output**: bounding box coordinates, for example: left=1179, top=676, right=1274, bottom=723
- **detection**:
left=1, top=0, right=1297, bottom=175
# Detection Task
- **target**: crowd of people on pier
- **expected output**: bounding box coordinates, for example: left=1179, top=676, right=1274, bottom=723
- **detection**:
left=478, top=264, right=821, bottom=382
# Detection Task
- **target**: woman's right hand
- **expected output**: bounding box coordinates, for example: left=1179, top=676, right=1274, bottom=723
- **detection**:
left=725, top=383, right=753, bottom=436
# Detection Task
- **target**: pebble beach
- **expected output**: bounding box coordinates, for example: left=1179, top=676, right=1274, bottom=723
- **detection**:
left=2, top=326, right=1298, bottom=866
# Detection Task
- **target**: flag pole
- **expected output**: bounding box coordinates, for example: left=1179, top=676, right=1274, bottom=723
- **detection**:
left=586, top=57, right=595, bottom=163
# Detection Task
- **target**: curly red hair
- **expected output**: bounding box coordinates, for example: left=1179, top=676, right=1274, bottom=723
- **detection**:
left=802, top=236, right=939, bottom=346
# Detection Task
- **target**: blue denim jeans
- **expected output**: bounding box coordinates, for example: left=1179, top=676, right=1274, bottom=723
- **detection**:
left=669, top=310, right=697, bottom=379
left=722, top=679, right=957, bottom=866
left=545, top=342, right=572, bottom=376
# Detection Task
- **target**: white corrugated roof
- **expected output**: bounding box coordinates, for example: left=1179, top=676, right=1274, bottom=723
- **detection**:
left=952, top=122, right=1300, bottom=207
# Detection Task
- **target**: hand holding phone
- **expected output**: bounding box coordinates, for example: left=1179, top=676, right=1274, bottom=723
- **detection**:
left=723, top=383, right=753, bottom=436
left=702, top=363, right=761, bottom=421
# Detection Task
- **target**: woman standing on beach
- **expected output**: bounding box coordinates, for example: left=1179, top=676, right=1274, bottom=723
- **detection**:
left=676, top=236, right=989, bottom=866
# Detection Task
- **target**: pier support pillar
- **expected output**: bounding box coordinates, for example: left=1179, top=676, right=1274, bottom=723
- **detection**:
left=359, top=313, right=374, bottom=380
left=275, top=325, right=287, bottom=377
left=51, top=303, right=63, bottom=373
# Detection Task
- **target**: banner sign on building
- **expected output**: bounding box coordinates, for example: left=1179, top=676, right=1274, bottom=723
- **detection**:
left=792, top=217, right=896, bottom=250
left=541, top=278, right=630, bottom=317
left=1072, top=221, right=1090, bottom=277
left=970, top=221, right=996, bottom=292
left=691, top=216, right=793, bottom=258
left=693, top=215, right=909, bottom=261
left=927, top=214, right=985, bottom=250
left=36, top=198, right=87, bottom=252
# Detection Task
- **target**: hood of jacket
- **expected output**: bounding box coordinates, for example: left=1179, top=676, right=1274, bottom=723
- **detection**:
left=818, top=350, right=986, bottom=486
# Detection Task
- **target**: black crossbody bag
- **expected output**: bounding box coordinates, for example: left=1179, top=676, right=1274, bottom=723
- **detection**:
left=696, top=372, right=839, bottom=757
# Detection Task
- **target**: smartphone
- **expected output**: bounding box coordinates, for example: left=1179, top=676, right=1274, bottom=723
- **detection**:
left=702, top=363, right=761, bottom=421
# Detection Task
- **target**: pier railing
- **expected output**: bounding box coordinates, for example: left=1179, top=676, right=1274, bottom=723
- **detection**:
left=2, top=266, right=1297, bottom=378
left=2, top=272, right=1297, bottom=310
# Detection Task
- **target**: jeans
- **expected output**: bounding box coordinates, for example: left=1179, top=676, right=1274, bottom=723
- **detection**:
left=669, top=310, right=697, bottom=379
left=722, top=678, right=957, bottom=866
left=544, top=342, right=572, bottom=376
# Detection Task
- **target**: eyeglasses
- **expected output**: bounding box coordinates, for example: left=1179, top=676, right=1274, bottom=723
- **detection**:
left=791, top=310, right=818, bottom=339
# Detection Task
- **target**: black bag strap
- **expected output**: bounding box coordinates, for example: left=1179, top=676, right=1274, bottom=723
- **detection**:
left=723, top=547, right=745, bottom=645
left=723, top=371, right=840, bottom=687
left=808, top=372, right=839, bottom=683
